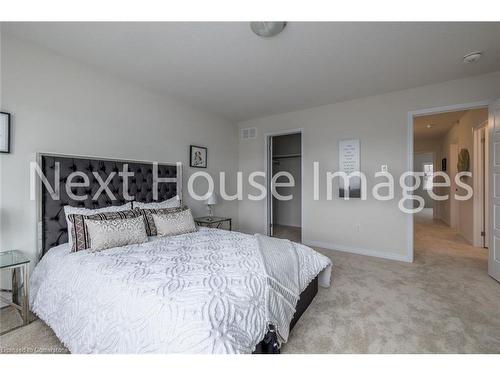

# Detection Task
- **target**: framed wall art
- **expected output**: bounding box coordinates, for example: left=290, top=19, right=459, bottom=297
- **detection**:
left=339, top=139, right=361, bottom=198
left=190, top=145, right=207, bottom=168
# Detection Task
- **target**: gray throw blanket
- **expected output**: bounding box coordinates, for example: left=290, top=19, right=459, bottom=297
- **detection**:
left=255, top=234, right=301, bottom=343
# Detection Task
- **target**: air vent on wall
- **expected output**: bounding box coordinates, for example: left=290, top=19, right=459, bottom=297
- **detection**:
left=240, top=127, right=257, bottom=140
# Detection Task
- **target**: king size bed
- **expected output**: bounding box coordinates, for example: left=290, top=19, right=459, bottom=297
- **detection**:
left=30, top=154, right=331, bottom=354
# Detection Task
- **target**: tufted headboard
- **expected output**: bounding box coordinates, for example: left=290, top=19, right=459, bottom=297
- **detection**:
left=38, top=153, right=182, bottom=256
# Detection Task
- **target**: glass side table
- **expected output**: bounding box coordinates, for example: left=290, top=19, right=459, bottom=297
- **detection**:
left=0, top=250, right=30, bottom=327
left=195, top=216, right=232, bottom=231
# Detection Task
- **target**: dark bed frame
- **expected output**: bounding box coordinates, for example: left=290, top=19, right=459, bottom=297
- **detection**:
left=253, top=276, right=318, bottom=354
left=38, top=153, right=181, bottom=255
left=37, top=153, right=318, bottom=354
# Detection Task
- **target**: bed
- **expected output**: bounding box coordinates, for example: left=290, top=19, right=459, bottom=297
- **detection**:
left=31, top=153, right=331, bottom=354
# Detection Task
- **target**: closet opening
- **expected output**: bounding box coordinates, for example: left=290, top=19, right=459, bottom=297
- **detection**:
left=266, top=131, right=302, bottom=243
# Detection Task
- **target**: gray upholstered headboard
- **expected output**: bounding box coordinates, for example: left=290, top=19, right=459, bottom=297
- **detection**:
left=38, top=153, right=182, bottom=256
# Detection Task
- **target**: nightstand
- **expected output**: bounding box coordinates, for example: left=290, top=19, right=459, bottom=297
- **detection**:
left=195, top=216, right=232, bottom=231
left=0, top=250, right=30, bottom=327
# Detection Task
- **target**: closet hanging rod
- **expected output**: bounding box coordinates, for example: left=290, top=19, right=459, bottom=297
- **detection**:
left=272, top=153, right=301, bottom=159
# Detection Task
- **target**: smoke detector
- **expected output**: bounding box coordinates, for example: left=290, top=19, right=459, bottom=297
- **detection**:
left=250, top=22, right=287, bottom=38
left=463, top=51, right=483, bottom=64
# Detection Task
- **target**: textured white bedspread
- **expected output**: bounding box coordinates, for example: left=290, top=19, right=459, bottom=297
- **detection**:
left=30, top=228, right=331, bottom=354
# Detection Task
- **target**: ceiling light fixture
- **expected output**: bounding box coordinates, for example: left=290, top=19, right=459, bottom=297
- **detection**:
left=463, top=51, right=483, bottom=64
left=250, top=22, right=287, bottom=38
left=426, top=124, right=433, bottom=129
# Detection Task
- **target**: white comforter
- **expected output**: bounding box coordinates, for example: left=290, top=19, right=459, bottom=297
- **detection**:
left=30, top=228, right=331, bottom=354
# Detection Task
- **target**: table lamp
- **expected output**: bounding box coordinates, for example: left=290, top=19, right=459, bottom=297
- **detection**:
left=205, top=192, right=218, bottom=221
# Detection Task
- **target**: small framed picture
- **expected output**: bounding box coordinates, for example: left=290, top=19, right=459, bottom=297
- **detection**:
left=190, top=145, right=207, bottom=168
left=0, top=112, right=11, bottom=154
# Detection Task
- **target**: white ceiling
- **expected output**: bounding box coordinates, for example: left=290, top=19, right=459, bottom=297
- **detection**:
left=3, top=22, right=500, bottom=121
left=414, top=110, right=467, bottom=144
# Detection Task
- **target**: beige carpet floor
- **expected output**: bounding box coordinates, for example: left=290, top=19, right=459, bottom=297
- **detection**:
left=2, top=209, right=500, bottom=353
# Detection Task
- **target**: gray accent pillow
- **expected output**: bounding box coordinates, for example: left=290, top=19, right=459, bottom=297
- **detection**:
left=138, top=206, right=185, bottom=236
left=152, top=209, right=197, bottom=237
left=85, top=216, right=148, bottom=252
left=68, top=209, right=142, bottom=252
left=64, top=202, right=132, bottom=248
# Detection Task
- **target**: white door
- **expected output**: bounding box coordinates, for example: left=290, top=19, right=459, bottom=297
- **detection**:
left=489, top=99, right=500, bottom=282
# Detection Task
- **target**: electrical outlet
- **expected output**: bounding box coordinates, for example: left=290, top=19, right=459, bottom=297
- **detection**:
left=381, top=165, right=388, bottom=173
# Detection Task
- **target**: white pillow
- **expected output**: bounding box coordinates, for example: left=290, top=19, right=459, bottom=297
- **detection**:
left=64, top=202, right=132, bottom=247
left=133, top=196, right=181, bottom=210
left=152, top=209, right=197, bottom=237
left=85, top=216, right=147, bottom=251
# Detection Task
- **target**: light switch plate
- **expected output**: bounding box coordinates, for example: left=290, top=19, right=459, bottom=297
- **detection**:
left=381, top=165, right=388, bottom=172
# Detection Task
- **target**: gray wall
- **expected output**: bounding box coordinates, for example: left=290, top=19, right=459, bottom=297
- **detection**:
left=0, top=35, right=239, bottom=269
left=238, top=70, right=500, bottom=262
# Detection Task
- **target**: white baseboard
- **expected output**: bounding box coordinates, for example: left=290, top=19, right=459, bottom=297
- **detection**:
left=303, top=239, right=412, bottom=263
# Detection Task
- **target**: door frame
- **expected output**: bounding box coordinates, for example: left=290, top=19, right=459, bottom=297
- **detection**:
left=473, top=120, right=489, bottom=247
left=407, top=100, right=490, bottom=262
left=488, top=99, right=500, bottom=282
left=264, top=128, right=304, bottom=238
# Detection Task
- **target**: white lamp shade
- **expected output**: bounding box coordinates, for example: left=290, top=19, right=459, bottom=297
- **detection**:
left=206, top=192, right=218, bottom=205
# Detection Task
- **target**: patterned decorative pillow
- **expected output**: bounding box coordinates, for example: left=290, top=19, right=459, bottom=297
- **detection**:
left=85, top=216, right=148, bottom=252
left=68, top=209, right=142, bottom=252
left=138, top=206, right=184, bottom=236
left=64, top=202, right=132, bottom=248
left=152, top=209, right=197, bottom=237
left=132, top=196, right=181, bottom=210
